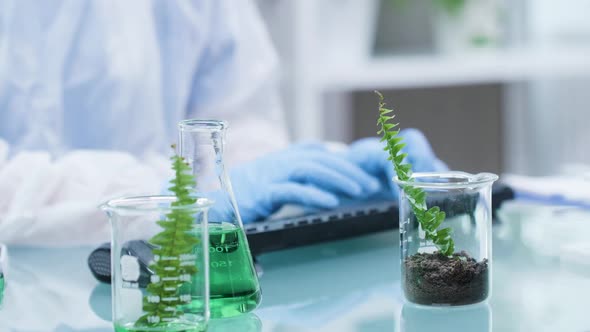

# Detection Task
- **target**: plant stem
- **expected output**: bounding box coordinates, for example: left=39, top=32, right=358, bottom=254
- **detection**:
left=375, top=91, right=454, bottom=256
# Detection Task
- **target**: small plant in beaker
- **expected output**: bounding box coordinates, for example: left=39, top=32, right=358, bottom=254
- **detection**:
left=135, top=150, right=202, bottom=327
left=376, top=92, right=497, bottom=306
left=102, top=146, right=212, bottom=332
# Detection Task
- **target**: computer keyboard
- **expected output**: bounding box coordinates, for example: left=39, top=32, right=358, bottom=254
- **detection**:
left=245, top=199, right=398, bottom=255
left=88, top=183, right=514, bottom=285
left=245, top=183, right=514, bottom=255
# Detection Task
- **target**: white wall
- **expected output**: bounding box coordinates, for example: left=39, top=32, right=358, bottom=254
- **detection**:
left=524, top=0, right=590, bottom=175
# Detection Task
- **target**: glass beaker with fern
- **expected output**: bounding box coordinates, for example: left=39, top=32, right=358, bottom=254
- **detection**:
left=102, top=193, right=213, bottom=332
left=376, top=91, right=497, bottom=306
left=395, top=172, right=497, bottom=305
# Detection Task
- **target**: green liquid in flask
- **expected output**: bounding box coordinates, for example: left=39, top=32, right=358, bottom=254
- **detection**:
left=129, top=223, right=260, bottom=322
left=205, top=223, right=261, bottom=318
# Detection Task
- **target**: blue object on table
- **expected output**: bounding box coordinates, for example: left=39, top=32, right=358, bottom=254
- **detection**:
left=222, top=143, right=382, bottom=223
left=346, top=132, right=449, bottom=199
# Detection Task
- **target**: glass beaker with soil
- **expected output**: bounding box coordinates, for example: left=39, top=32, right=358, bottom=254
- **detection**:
left=178, top=120, right=261, bottom=318
left=395, top=172, right=498, bottom=306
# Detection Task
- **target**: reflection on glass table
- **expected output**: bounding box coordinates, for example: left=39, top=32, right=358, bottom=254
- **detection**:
left=89, top=285, right=262, bottom=332
left=401, top=302, right=491, bottom=332
left=1, top=202, right=590, bottom=331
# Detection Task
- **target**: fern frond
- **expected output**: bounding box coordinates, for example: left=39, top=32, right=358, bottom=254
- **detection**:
left=375, top=91, right=454, bottom=256
left=137, top=146, right=201, bottom=326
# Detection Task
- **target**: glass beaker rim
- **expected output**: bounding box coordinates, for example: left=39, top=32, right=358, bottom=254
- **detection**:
left=179, top=119, right=228, bottom=132
left=393, top=171, right=498, bottom=189
left=100, top=195, right=214, bottom=213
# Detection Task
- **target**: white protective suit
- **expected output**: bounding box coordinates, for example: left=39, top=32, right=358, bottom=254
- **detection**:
left=0, top=0, right=289, bottom=246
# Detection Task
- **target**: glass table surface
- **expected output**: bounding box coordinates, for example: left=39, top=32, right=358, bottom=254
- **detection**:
left=1, top=201, right=589, bottom=332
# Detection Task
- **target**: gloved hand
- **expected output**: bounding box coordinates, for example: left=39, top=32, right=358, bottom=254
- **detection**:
left=222, top=143, right=382, bottom=223
left=346, top=129, right=448, bottom=199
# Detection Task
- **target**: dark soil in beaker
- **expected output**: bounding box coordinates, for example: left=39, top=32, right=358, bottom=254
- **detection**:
left=404, top=251, right=488, bottom=305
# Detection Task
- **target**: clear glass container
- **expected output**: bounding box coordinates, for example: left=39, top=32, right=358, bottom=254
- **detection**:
left=178, top=119, right=261, bottom=318
left=395, top=172, right=498, bottom=306
left=101, top=196, right=213, bottom=332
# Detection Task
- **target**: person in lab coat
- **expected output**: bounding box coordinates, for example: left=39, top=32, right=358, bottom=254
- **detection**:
left=0, top=1, right=446, bottom=246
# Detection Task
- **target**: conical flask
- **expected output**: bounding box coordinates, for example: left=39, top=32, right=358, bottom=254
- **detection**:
left=178, top=119, right=261, bottom=318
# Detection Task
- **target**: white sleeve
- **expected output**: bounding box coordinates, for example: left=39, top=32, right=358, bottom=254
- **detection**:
left=0, top=140, right=171, bottom=246
left=187, top=0, right=290, bottom=167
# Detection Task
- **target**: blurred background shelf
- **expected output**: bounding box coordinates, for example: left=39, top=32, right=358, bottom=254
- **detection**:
left=257, top=0, right=590, bottom=176
left=317, top=47, right=590, bottom=90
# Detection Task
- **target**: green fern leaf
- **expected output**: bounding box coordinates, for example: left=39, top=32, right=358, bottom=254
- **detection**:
left=375, top=91, right=455, bottom=256
left=136, top=147, right=201, bottom=327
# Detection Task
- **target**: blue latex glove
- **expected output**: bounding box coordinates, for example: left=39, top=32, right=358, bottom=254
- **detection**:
left=346, top=129, right=448, bottom=199
left=225, top=143, right=382, bottom=223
